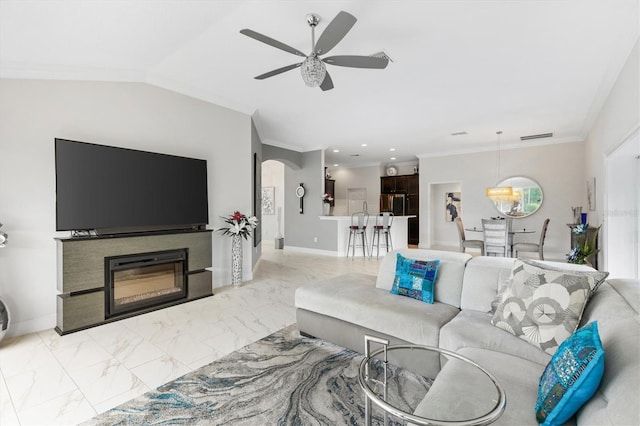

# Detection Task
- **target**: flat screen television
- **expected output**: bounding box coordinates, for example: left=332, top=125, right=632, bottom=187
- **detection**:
left=55, top=138, right=208, bottom=233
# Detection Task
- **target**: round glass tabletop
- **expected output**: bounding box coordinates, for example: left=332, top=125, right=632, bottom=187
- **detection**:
left=358, top=342, right=507, bottom=426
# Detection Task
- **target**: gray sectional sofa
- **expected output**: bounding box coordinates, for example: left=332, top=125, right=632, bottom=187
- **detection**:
left=294, top=249, right=640, bottom=425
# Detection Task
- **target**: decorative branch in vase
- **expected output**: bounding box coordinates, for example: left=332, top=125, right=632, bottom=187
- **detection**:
left=217, top=211, right=258, bottom=287
left=566, top=223, right=600, bottom=266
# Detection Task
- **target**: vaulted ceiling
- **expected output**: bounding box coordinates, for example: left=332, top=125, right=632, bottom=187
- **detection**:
left=1, top=1, right=638, bottom=167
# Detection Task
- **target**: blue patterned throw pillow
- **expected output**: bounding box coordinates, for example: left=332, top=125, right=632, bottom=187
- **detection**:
left=390, top=253, right=439, bottom=304
left=536, top=321, right=605, bottom=426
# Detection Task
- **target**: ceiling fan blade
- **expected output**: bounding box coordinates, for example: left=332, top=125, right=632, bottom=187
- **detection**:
left=320, top=72, right=334, bottom=91
left=240, top=29, right=306, bottom=57
left=323, top=55, right=388, bottom=69
left=314, top=11, right=357, bottom=55
left=254, top=63, right=303, bottom=80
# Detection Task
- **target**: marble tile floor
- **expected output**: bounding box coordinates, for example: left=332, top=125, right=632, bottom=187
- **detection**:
left=0, top=245, right=382, bottom=425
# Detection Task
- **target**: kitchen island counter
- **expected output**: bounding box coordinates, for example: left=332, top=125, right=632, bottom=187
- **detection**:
left=318, top=215, right=415, bottom=256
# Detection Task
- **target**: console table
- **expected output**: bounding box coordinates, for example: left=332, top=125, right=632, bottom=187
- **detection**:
left=567, top=224, right=599, bottom=269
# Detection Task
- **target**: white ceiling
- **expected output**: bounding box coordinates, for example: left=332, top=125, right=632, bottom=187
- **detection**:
left=1, top=1, right=638, bottom=167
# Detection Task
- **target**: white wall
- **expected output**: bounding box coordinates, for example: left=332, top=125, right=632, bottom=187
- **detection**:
left=429, top=182, right=463, bottom=248
left=0, top=79, right=252, bottom=336
left=419, top=141, right=585, bottom=261
left=261, top=160, right=285, bottom=242
left=585, top=39, right=639, bottom=276
left=329, top=165, right=381, bottom=216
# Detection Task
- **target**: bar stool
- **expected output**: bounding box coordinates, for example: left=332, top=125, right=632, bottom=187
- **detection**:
left=347, top=211, right=369, bottom=258
left=371, top=212, right=394, bottom=258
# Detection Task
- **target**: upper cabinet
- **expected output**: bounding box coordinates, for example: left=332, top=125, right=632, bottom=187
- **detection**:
left=381, top=176, right=407, bottom=193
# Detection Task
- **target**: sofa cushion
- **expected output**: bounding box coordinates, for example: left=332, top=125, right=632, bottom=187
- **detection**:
left=376, top=249, right=471, bottom=308
left=460, top=256, right=515, bottom=312
left=295, top=272, right=460, bottom=347
left=580, top=279, right=639, bottom=326
left=536, top=322, right=605, bottom=426
left=390, top=254, right=439, bottom=303
left=576, top=315, right=640, bottom=425
left=491, top=259, right=594, bottom=355
left=414, top=347, right=551, bottom=426
left=439, top=309, right=551, bottom=366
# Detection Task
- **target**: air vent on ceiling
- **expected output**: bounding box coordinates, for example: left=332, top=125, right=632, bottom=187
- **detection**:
left=520, top=132, right=553, bottom=141
left=350, top=154, right=360, bottom=157
left=451, top=131, right=468, bottom=136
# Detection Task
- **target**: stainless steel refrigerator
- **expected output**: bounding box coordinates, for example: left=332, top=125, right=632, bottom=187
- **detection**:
left=380, top=193, right=406, bottom=216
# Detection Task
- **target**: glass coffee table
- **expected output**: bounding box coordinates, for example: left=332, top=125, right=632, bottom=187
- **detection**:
left=358, top=335, right=507, bottom=426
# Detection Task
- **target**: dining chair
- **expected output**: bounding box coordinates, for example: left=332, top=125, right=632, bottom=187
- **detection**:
left=482, top=218, right=509, bottom=257
left=455, top=217, right=485, bottom=255
left=346, top=211, right=369, bottom=258
left=513, top=218, right=550, bottom=260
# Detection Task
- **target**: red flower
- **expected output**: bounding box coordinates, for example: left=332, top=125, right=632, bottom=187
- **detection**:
left=232, top=211, right=244, bottom=221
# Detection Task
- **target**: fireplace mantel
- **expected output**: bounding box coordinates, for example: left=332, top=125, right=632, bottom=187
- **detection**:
left=55, top=229, right=212, bottom=334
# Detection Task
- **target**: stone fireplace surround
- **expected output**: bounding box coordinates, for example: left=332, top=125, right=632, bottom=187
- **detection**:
left=55, top=229, right=212, bottom=334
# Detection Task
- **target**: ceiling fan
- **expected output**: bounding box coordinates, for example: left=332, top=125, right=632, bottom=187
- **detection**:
left=240, top=11, right=389, bottom=91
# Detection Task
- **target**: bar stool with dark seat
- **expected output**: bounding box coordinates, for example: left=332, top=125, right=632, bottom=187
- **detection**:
left=370, top=212, right=394, bottom=258
left=347, top=211, right=369, bottom=258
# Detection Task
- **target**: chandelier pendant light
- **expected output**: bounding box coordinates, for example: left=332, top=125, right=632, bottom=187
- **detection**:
left=486, top=131, right=513, bottom=201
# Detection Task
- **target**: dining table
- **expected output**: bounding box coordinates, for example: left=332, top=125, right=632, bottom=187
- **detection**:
left=465, top=226, right=536, bottom=257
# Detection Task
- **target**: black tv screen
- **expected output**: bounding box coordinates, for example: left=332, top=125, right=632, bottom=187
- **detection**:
left=55, top=138, right=208, bottom=232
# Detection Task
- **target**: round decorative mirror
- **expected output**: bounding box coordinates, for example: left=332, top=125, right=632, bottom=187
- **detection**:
left=492, top=176, right=543, bottom=218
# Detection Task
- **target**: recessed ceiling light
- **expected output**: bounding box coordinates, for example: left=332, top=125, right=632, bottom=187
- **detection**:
left=390, top=157, right=396, bottom=160
left=333, top=164, right=338, bottom=167
left=389, top=148, right=396, bottom=151
left=361, top=143, right=367, bottom=147
left=332, top=149, right=340, bottom=152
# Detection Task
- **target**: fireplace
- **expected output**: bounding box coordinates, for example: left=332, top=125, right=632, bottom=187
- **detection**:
left=105, top=249, right=188, bottom=318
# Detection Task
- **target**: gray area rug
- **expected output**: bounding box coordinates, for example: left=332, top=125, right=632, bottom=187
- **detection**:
left=85, top=325, right=431, bottom=425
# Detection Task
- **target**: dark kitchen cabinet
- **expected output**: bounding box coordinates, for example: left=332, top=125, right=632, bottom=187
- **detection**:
left=381, top=174, right=419, bottom=245
left=381, top=176, right=407, bottom=193
left=324, top=179, right=335, bottom=207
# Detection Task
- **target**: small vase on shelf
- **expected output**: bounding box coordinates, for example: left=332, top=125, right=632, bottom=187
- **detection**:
left=322, top=202, right=331, bottom=216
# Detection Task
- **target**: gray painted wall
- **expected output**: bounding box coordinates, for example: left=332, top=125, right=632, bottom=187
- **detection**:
left=251, top=119, right=262, bottom=270
left=263, top=144, right=302, bottom=169
left=0, top=79, right=252, bottom=336
left=284, top=150, right=337, bottom=251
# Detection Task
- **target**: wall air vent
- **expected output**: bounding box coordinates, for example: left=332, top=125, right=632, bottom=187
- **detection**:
left=520, top=133, right=553, bottom=141
left=451, top=131, right=468, bottom=136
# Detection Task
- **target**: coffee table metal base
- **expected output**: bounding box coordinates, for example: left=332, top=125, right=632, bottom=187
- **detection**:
left=358, top=335, right=507, bottom=426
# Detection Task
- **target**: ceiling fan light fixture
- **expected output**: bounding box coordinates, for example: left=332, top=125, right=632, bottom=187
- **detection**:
left=300, top=56, right=326, bottom=87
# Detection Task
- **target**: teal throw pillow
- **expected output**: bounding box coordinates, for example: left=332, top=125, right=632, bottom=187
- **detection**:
left=390, top=253, right=439, bottom=304
left=536, top=321, right=605, bottom=425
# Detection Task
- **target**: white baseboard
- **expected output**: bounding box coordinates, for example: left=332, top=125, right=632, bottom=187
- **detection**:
left=8, top=314, right=56, bottom=338
left=283, top=245, right=345, bottom=257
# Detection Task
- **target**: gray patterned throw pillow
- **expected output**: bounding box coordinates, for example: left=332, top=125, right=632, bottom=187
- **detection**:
left=490, top=259, right=600, bottom=355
